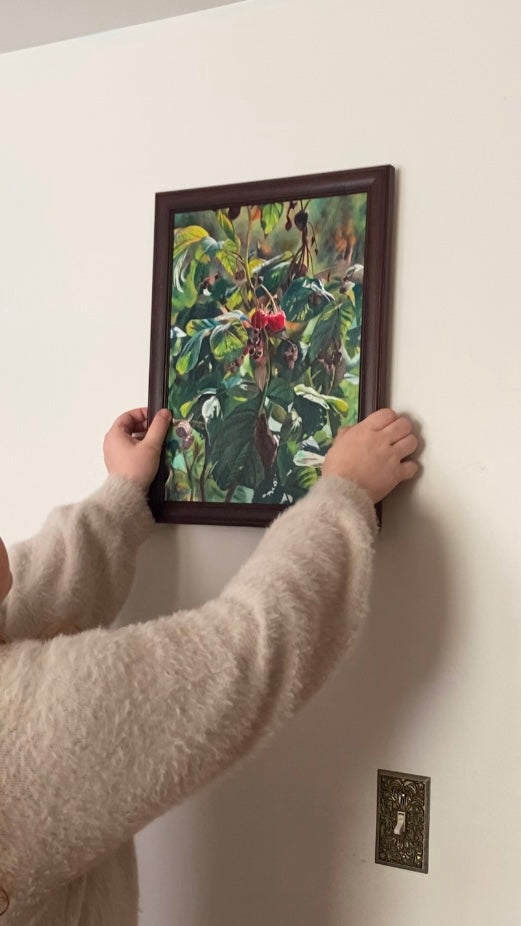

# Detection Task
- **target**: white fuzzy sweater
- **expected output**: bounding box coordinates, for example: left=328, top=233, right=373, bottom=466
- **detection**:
left=0, top=474, right=376, bottom=925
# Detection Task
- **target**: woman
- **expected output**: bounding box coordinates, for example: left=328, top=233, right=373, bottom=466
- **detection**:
left=0, top=405, right=417, bottom=924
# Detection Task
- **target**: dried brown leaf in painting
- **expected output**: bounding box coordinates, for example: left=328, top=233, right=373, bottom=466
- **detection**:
left=254, top=361, right=268, bottom=392
left=254, top=412, right=277, bottom=476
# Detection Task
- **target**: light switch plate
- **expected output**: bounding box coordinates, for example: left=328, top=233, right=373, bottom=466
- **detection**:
left=375, top=769, right=430, bottom=873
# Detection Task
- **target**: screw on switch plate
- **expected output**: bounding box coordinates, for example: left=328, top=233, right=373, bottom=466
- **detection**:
left=375, top=769, right=430, bottom=873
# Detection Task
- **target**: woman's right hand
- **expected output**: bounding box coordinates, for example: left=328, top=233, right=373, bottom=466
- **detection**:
left=322, top=408, right=419, bottom=503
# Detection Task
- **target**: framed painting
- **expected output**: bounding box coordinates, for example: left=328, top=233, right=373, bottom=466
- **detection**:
left=148, top=165, right=394, bottom=526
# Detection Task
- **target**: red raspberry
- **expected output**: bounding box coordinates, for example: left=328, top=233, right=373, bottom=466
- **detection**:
left=266, top=309, right=286, bottom=333
left=251, top=309, right=269, bottom=330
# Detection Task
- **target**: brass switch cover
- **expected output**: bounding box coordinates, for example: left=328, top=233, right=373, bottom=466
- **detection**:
left=375, top=769, right=430, bottom=873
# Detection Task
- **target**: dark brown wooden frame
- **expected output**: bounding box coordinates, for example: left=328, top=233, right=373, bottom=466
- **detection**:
left=148, top=165, right=394, bottom=526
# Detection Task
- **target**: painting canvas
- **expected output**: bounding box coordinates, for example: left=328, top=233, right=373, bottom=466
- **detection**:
left=148, top=166, right=394, bottom=526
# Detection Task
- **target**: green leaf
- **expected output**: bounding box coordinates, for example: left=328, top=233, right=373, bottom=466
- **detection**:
left=345, top=323, right=361, bottom=357
left=295, top=467, right=319, bottom=490
left=281, top=277, right=335, bottom=322
left=294, top=383, right=348, bottom=417
left=183, top=432, right=206, bottom=496
left=300, top=314, right=320, bottom=343
left=282, top=464, right=316, bottom=501
left=247, top=256, right=265, bottom=275
left=194, top=236, right=220, bottom=262
left=224, top=380, right=259, bottom=399
left=231, top=485, right=254, bottom=504
left=280, top=408, right=302, bottom=443
left=267, top=376, right=294, bottom=409
left=353, top=282, right=363, bottom=326
left=172, top=252, right=200, bottom=311
left=328, top=407, right=342, bottom=438
left=210, top=276, right=239, bottom=305
left=293, top=384, right=330, bottom=408
left=215, top=239, right=240, bottom=276
left=210, top=321, right=248, bottom=361
left=185, top=318, right=218, bottom=335
left=257, top=253, right=292, bottom=293
left=202, top=395, right=222, bottom=444
left=211, top=396, right=264, bottom=490
left=293, top=390, right=328, bottom=437
left=276, top=442, right=294, bottom=482
left=269, top=404, right=287, bottom=425
left=293, top=450, right=326, bottom=468
left=169, top=326, right=187, bottom=360
left=309, top=361, right=333, bottom=395
left=173, top=225, right=210, bottom=259
left=179, top=386, right=217, bottom=419
left=175, top=329, right=209, bottom=375
left=165, top=467, right=191, bottom=501
left=216, top=209, right=238, bottom=243
left=178, top=399, right=195, bottom=418
left=169, top=373, right=219, bottom=420
left=204, top=478, right=227, bottom=502
left=225, top=289, right=243, bottom=310
left=323, top=395, right=349, bottom=415
left=337, top=378, right=359, bottom=427
left=260, top=203, right=283, bottom=236
left=339, top=296, right=356, bottom=340
left=309, top=306, right=341, bottom=361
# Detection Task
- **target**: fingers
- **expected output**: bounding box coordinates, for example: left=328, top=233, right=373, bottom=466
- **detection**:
left=142, top=409, right=172, bottom=451
left=384, top=415, right=413, bottom=444
left=108, top=407, right=171, bottom=449
left=393, top=433, right=418, bottom=460
left=400, top=460, right=419, bottom=481
left=365, top=408, right=398, bottom=430
left=114, top=408, right=148, bottom=434
left=130, top=419, right=148, bottom=435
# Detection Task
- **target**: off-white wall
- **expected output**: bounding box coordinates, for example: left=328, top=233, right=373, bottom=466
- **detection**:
left=1, top=1, right=520, bottom=923
left=0, top=0, right=241, bottom=54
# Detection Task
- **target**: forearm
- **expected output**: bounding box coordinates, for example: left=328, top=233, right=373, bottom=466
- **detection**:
left=1, top=476, right=154, bottom=639
left=0, top=476, right=376, bottom=899
left=219, top=474, right=377, bottom=713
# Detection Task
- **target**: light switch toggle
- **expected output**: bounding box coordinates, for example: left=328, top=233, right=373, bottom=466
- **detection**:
left=393, top=811, right=406, bottom=835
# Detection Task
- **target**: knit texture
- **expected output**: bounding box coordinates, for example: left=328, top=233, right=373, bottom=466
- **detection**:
left=0, top=474, right=376, bottom=925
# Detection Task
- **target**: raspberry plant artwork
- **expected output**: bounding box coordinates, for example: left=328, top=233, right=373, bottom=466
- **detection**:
left=149, top=167, right=394, bottom=526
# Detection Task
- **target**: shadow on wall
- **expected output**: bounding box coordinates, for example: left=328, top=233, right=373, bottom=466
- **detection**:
left=121, top=488, right=452, bottom=926
left=194, top=490, right=450, bottom=926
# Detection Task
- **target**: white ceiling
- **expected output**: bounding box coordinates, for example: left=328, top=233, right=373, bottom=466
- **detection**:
left=0, top=0, right=242, bottom=55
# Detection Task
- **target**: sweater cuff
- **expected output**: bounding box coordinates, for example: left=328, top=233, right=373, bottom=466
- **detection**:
left=88, top=475, right=155, bottom=544
left=310, top=474, right=379, bottom=537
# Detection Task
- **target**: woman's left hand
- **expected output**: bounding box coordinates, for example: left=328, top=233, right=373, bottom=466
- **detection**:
left=103, top=407, right=171, bottom=491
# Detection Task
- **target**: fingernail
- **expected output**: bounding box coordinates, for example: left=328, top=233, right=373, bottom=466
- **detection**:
left=159, top=409, right=171, bottom=420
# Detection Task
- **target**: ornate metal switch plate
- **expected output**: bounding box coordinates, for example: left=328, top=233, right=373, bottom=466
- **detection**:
left=375, top=769, right=430, bottom=873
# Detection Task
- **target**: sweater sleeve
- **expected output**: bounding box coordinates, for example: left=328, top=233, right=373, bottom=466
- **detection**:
left=1, top=476, right=154, bottom=640
left=0, top=475, right=377, bottom=904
